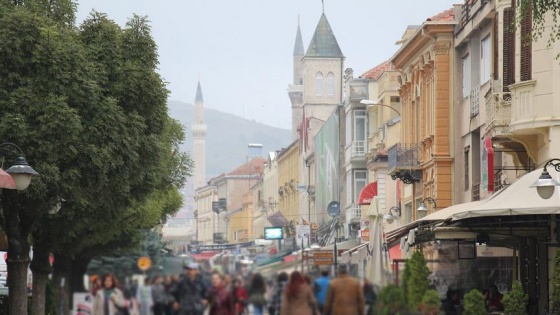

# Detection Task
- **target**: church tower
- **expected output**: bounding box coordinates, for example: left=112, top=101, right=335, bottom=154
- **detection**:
left=191, top=81, right=207, bottom=190
left=289, top=19, right=305, bottom=140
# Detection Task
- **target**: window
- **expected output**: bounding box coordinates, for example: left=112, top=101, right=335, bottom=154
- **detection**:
left=315, top=72, right=323, bottom=95
left=464, top=147, right=470, bottom=191
left=346, top=172, right=352, bottom=204
left=480, top=35, right=491, bottom=83
left=354, top=110, right=366, bottom=142
left=462, top=54, right=471, bottom=98
left=326, top=72, right=335, bottom=96
left=520, top=2, right=532, bottom=81
left=354, top=170, right=367, bottom=202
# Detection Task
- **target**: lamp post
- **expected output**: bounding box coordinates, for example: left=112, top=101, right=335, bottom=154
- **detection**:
left=383, top=205, right=402, bottom=224
left=0, top=142, right=39, bottom=190
left=531, top=158, right=560, bottom=199
left=360, top=99, right=401, bottom=116
left=417, top=197, right=437, bottom=212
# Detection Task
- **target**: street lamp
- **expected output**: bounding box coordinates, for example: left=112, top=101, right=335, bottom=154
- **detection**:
left=383, top=206, right=401, bottom=224
left=531, top=158, right=560, bottom=199
left=360, top=99, right=401, bottom=116
left=0, top=142, right=39, bottom=190
left=417, top=197, right=437, bottom=212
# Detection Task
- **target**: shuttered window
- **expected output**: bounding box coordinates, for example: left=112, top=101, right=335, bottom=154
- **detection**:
left=502, top=7, right=515, bottom=92
left=520, top=2, right=532, bottom=81
left=493, top=12, right=499, bottom=80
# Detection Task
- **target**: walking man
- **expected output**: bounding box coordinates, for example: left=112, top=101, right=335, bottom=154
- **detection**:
left=324, top=265, right=365, bottom=315
left=174, top=262, right=208, bottom=315
left=313, top=269, right=330, bottom=314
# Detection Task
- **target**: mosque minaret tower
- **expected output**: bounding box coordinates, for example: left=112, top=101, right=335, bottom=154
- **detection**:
left=191, top=81, right=207, bottom=190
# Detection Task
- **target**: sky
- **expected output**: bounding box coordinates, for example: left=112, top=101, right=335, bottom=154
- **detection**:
left=75, top=0, right=459, bottom=129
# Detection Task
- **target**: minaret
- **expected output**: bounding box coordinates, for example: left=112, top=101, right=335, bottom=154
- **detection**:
left=192, top=81, right=207, bottom=190
left=289, top=17, right=305, bottom=140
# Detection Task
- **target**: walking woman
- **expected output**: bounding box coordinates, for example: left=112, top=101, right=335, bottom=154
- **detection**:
left=248, top=273, right=267, bottom=315
left=207, top=273, right=235, bottom=315
left=280, top=271, right=317, bottom=315
left=92, top=273, right=127, bottom=315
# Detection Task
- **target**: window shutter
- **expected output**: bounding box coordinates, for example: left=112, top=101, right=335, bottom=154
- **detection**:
left=502, top=7, right=515, bottom=93
left=493, top=12, right=499, bottom=80
left=520, top=2, right=532, bottom=81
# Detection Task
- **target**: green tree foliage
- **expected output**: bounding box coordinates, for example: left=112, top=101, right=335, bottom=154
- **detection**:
left=503, top=280, right=528, bottom=315
left=420, top=289, right=441, bottom=315
left=405, top=250, right=431, bottom=312
left=375, top=285, right=406, bottom=315
left=517, top=0, right=560, bottom=47
left=551, top=250, right=560, bottom=314
left=463, top=289, right=486, bottom=315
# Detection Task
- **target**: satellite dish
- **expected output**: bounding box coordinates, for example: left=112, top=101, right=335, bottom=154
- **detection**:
left=327, top=201, right=340, bottom=218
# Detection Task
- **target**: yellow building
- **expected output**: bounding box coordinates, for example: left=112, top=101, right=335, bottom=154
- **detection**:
left=391, top=8, right=456, bottom=219
left=226, top=190, right=253, bottom=243
left=277, top=140, right=300, bottom=232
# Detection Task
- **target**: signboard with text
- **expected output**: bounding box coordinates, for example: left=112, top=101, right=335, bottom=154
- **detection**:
left=313, top=250, right=334, bottom=266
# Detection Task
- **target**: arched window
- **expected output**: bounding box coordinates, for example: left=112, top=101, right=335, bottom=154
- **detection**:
left=327, top=72, right=335, bottom=96
left=315, top=72, right=323, bottom=95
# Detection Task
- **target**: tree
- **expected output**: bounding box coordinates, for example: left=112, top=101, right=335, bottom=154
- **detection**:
left=462, top=289, right=486, bottom=315
left=517, top=0, right=560, bottom=48
left=419, top=289, right=441, bottom=315
left=404, top=250, right=431, bottom=312
left=375, top=284, right=406, bottom=315
left=503, top=280, right=528, bottom=315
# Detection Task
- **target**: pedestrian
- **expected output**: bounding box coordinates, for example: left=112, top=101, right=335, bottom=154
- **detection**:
left=313, top=269, right=330, bottom=314
left=268, top=272, right=288, bottom=315
left=324, top=265, right=365, bottom=315
left=363, top=278, right=377, bottom=315
left=280, top=271, right=317, bottom=315
left=92, top=273, right=127, bottom=315
left=231, top=278, right=248, bottom=315
left=137, top=277, right=154, bottom=315
left=247, top=273, right=267, bottom=315
left=163, top=275, right=177, bottom=315
left=207, top=272, right=235, bottom=315
left=173, top=262, right=209, bottom=315
left=152, top=275, right=167, bottom=315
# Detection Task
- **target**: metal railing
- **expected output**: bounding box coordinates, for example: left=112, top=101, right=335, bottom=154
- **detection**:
left=352, top=140, right=366, bottom=157
left=485, top=93, right=512, bottom=132
left=388, top=143, right=421, bottom=174
left=472, top=182, right=481, bottom=201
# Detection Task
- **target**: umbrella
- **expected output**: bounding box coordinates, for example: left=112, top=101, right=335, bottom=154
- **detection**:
left=0, top=169, right=16, bottom=189
left=370, top=197, right=391, bottom=288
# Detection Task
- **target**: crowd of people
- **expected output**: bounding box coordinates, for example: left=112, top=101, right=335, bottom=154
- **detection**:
left=89, top=262, right=375, bottom=315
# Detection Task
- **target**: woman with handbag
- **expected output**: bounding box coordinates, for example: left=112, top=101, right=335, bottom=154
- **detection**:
left=280, top=271, right=317, bottom=315
left=92, top=273, right=127, bottom=315
left=248, top=273, right=267, bottom=315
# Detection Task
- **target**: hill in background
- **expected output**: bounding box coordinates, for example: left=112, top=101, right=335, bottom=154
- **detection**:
left=168, top=100, right=292, bottom=179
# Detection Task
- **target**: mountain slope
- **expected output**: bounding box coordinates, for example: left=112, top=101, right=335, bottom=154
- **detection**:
left=168, top=100, right=292, bottom=178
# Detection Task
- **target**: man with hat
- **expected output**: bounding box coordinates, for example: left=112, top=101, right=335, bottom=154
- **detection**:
left=173, top=262, right=208, bottom=315
left=324, top=264, right=365, bottom=315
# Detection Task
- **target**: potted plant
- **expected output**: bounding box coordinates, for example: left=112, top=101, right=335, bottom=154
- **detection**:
left=462, top=289, right=486, bottom=315
left=405, top=250, right=431, bottom=312
left=503, top=280, right=528, bottom=315
left=419, top=289, right=440, bottom=315
left=376, top=284, right=406, bottom=315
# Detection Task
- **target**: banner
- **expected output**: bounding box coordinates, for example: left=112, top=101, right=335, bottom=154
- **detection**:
left=73, top=293, right=93, bottom=315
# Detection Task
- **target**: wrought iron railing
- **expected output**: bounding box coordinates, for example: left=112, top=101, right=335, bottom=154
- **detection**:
left=388, top=143, right=421, bottom=184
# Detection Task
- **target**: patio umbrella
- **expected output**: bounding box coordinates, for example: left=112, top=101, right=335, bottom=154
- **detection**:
left=369, top=197, right=391, bottom=288
left=0, top=169, right=16, bottom=189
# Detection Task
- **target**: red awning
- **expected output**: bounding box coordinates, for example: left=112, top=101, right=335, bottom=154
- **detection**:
left=190, top=251, right=218, bottom=262
left=389, top=244, right=402, bottom=261
left=357, top=182, right=378, bottom=205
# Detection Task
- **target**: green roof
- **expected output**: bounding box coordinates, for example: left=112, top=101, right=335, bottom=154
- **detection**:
left=305, top=14, right=343, bottom=58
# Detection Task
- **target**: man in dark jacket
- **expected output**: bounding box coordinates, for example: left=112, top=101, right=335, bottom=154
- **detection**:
left=174, top=262, right=208, bottom=315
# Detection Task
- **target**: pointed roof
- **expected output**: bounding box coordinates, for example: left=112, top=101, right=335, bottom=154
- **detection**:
left=195, top=81, right=203, bottom=102
left=305, top=14, right=343, bottom=58
left=293, top=24, right=304, bottom=56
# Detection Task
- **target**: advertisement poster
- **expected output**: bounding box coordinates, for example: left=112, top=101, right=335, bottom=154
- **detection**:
left=73, top=292, right=93, bottom=315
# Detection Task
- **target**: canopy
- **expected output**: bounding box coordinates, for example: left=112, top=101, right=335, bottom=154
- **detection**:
left=358, top=181, right=378, bottom=205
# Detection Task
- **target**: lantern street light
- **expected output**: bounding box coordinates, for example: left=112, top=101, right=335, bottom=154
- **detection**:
left=417, top=197, right=437, bottom=212
left=530, top=158, right=560, bottom=199
left=360, top=99, right=401, bottom=116
left=0, top=142, right=39, bottom=190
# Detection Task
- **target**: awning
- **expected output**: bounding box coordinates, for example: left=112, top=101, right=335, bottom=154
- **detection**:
left=451, top=168, right=560, bottom=220
left=358, top=181, right=378, bottom=205
left=340, top=243, right=369, bottom=264
left=385, top=200, right=485, bottom=247
left=321, top=239, right=360, bottom=251
left=190, top=251, right=218, bottom=262
left=267, top=211, right=289, bottom=227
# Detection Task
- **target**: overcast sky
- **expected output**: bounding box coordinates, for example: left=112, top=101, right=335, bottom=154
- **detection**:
left=76, top=0, right=458, bottom=129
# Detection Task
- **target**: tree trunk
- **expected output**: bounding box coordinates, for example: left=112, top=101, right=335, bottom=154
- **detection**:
left=1, top=189, right=33, bottom=315
left=53, top=252, right=72, bottom=315
left=30, top=235, right=52, bottom=315
left=70, top=255, right=90, bottom=293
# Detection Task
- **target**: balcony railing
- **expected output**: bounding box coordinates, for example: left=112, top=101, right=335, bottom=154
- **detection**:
left=388, top=143, right=421, bottom=184
left=461, top=0, right=490, bottom=27
left=485, top=92, right=512, bottom=133
left=472, top=182, right=480, bottom=201
left=346, top=206, right=361, bottom=223
left=352, top=141, right=366, bottom=158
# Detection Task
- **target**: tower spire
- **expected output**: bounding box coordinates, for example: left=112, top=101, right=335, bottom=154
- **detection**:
left=195, top=81, right=204, bottom=103
left=322, top=0, right=324, bottom=14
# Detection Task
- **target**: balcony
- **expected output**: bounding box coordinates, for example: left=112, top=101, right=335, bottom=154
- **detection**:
left=346, top=206, right=361, bottom=224
left=485, top=90, right=512, bottom=134
left=213, top=232, right=226, bottom=244
left=388, top=143, right=421, bottom=184
left=352, top=140, right=366, bottom=158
